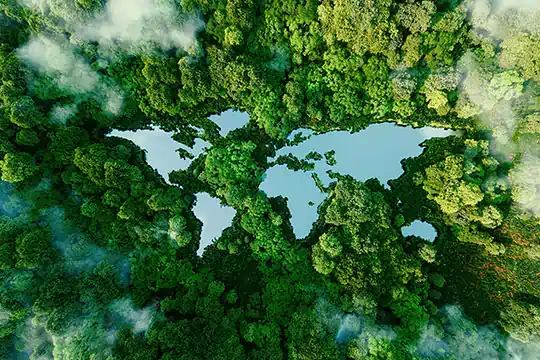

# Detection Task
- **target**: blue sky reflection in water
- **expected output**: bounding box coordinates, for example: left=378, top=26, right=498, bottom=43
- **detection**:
left=401, top=220, right=437, bottom=242
left=260, top=124, right=454, bottom=239
left=109, top=110, right=249, bottom=255
left=109, top=127, right=209, bottom=183
left=193, top=193, right=235, bottom=255
left=209, top=109, right=250, bottom=136
left=111, top=112, right=451, bottom=252
left=108, top=109, right=250, bottom=183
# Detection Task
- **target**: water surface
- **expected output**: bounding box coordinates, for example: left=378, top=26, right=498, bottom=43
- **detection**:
left=109, top=127, right=208, bottom=183
left=260, top=124, right=453, bottom=238
left=401, top=220, right=437, bottom=242
left=110, top=111, right=247, bottom=256
left=193, top=193, right=235, bottom=255
left=209, top=109, right=250, bottom=136
left=111, top=115, right=451, bottom=247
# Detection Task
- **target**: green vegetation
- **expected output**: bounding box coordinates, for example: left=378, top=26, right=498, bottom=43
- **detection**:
left=0, top=0, right=538, bottom=358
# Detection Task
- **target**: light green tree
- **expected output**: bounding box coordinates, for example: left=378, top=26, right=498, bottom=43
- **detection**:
left=0, top=152, right=39, bottom=182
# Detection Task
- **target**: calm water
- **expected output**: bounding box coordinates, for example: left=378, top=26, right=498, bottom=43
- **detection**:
left=109, top=110, right=247, bottom=254
left=193, top=193, right=235, bottom=255
left=111, top=113, right=450, bottom=252
left=260, top=124, right=452, bottom=238
left=108, top=109, right=249, bottom=183
left=401, top=220, right=437, bottom=242
left=109, top=127, right=209, bottom=183
left=209, top=109, right=250, bottom=136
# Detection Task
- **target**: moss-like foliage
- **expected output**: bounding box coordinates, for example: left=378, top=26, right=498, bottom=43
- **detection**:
left=0, top=0, right=538, bottom=358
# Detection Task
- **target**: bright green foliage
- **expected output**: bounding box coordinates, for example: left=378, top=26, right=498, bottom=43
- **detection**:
left=402, top=33, right=423, bottom=68
left=318, top=0, right=399, bottom=63
left=422, top=145, right=505, bottom=225
left=456, top=67, right=524, bottom=119
left=0, top=0, right=537, bottom=358
left=9, top=96, right=39, bottom=129
left=200, top=141, right=260, bottom=186
left=312, top=228, right=343, bottom=275
left=419, top=244, right=437, bottom=263
left=422, top=69, right=458, bottom=116
left=168, top=215, right=192, bottom=247
left=390, top=288, right=429, bottom=335
left=396, top=1, right=435, bottom=34
left=416, top=140, right=508, bottom=253
left=48, top=126, right=90, bottom=166
left=324, top=150, right=336, bottom=166
left=224, top=26, right=243, bottom=46
left=147, top=187, right=191, bottom=212
left=73, top=144, right=110, bottom=186
left=79, top=262, right=122, bottom=305
left=305, top=151, right=323, bottom=161
left=325, top=179, right=391, bottom=229
left=423, top=155, right=484, bottom=214
left=200, top=141, right=263, bottom=206
left=287, top=309, right=340, bottom=359
left=15, top=129, right=39, bottom=146
left=517, top=113, right=540, bottom=135
left=421, top=5, right=468, bottom=68
left=454, top=225, right=505, bottom=255
left=273, top=154, right=315, bottom=172
left=104, top=160, right=144, bottom=189
left=0, top=152, right=39, bottom=182
left=113, top=329, right=158, bottom=360
left=313, top=178, right=434, bottom=338
left=500, top=300, right=540, bottom=343
left=500, top=34, right=540, bottom=82
left=15, top=228, right=56, bottom=269
left=509, top=155, right=540, bottom=213
left=76, top=0, right=103, bottom=10
left=391, top=72, right=416, bottom=101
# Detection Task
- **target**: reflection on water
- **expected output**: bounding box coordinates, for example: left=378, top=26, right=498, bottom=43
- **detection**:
left=110, top=110, right=248, bottom=256
left=193, top=193, right=235, bottom=255
left=401, top=220, right=437, bottom=242
left=260, top=124, right=453, bottom=239
left=109, top=126, right=208, bottom=183
left=111, top=115, right=450, bottom=248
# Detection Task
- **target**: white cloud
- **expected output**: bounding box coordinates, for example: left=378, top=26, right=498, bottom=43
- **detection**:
left=50, top=104, right=78, bottom=125
left=76, top=0, right=204, bottom=53
left=420, top=127, right=454, bottom=140
left=416, top=305, right=540, bottom=360
left=453, top=1, right=540, bottom=214
left=17, top=37, right=99, bottom=94
left=17, top=36, right=124, bottom=117
left=468, top=0, right=540, bottom=39
left=15, top=318, right=53, bottom=359
left=0, top=310, right=10, bottom=325
left=109, top=298, right=154, bottom=333
left=509, top=153, right=540, bottom=214
left=19, top=0, right=204, bottom=54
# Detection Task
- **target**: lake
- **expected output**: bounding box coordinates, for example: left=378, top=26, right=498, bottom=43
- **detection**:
left=110, top=112, right=451, bottom=253
left=260, top=124, right=452, bottom=239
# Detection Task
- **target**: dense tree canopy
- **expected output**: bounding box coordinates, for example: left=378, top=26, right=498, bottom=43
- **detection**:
left=0, top=0, right=537, bottom=358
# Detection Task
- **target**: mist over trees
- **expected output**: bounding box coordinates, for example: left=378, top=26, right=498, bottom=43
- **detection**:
left=0, top=0, right=538, bottom=358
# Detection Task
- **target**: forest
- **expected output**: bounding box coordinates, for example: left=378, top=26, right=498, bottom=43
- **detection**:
left=0, top=0, right=538, bottom=358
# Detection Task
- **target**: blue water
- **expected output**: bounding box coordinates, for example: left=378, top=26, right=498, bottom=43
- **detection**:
left=260, top=124, right=453, bottom=239
left=109, top=127, right=209, bottom=183
left=209, top=109, right=250, bottom=136
left=109, top=109, right=250, bottom=183
left=193, top=193, right=236, bottom=255
left=111, top=113, right=451, bottom=251
left=401, top=220, right=437, bottom=242
left=109, top=111, right=247, bottom=255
